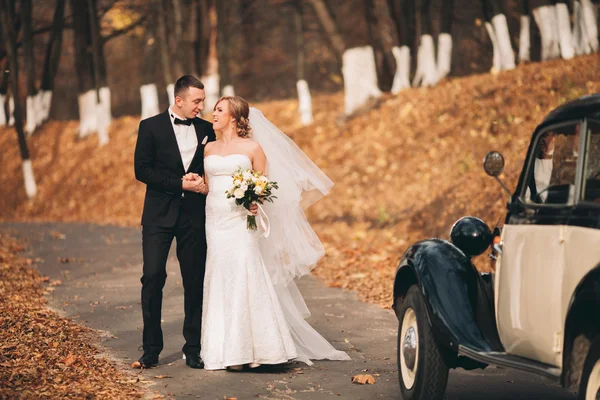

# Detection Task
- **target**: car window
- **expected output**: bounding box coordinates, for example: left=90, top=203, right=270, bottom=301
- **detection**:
left=582, top=121, right=600, bottom=204
left=523, top=122, right=582, bottom=205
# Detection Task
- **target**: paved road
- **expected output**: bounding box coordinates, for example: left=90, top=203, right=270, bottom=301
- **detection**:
left=1, top=222, right=577, bottom=400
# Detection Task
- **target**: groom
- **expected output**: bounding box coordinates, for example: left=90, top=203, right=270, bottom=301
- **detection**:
left=134, top=75, right=215, bottom=369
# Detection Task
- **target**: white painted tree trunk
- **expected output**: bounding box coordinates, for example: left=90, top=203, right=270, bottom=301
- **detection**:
left=573, top=1, right=586, bottom=55
left=413, top=34, right=438, bottom=87
left=202, top=73, right=220, bottom=114
left=22, top=159, right=38, bottom=198
left=140, top=83, right=160, bottom=120
left=97, top=87, right=111, bottom=146
left=485, top=21, right=502, bottom=72
left=533, top=6, right=560, bottom=61
left=0, top=94, right=6, bottom=126
left=25, top=94, right=44, bottom=136
left=342, top=46, right=381, bottom=116
left=437, top=33, right=452, bottom=80
left=519, top=15, right=531, bottom=63
left=556, top=3, right=574, bottom=60
left=77, top=89, right=97, bottom=138
left=25, top=96, right=36, bottom=136
left=296, top=79, right=313, bottom=126
left=581, top=0, right=599, bottom=53
left=222, top=84, right=235, bottom=97
left=391, top=45, right=410, bottom=94
left=39, top=90, right=52, bottom=123
left=492, top=14, right=516, bottom=70
left=8, top=96, right=14, bottom=126
left=166, top=83, right=175, bottom=106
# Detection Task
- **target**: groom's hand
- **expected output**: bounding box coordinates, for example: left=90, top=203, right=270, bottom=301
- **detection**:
left=182, top=173, right=201, bottom=181
left=182, top=176, right=208, bottom=194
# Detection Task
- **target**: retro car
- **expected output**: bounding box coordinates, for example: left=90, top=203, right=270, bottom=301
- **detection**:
left=392, top=93, right=600, bottom=400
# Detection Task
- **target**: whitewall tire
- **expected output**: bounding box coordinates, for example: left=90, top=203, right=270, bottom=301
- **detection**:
left=396, top=285, right=449, bottom=400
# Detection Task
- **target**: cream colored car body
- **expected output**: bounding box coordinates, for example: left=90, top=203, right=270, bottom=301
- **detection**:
left=495, top=224, right=600, bottom=368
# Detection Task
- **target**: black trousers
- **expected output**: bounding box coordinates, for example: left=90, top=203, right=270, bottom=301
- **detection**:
left=141, top=206, right=207, bottom=355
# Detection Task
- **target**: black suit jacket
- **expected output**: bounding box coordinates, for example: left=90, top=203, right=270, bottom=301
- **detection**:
left=134, top=110, right=216, bottom=228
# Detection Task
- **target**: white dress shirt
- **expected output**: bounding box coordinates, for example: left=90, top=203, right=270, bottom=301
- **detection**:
left=169, top=107, right=198, bottom=172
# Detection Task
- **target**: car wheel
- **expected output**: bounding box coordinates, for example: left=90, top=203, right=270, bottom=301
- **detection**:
left=397, top=285, right=449, bottom=400
left=579, top=337, right=600, bottom=400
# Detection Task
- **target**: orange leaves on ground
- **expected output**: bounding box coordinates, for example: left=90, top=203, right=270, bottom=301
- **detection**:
left=0, top=235, right=143, bottom=399
left=351, top=374, right=376, bottom=384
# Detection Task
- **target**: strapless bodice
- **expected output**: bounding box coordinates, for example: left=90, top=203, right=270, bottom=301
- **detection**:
left=204, top=154, right=252, bottom=194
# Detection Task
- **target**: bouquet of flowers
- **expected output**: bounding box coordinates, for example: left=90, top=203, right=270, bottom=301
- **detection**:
left=225, top=168, right=278, bottom=231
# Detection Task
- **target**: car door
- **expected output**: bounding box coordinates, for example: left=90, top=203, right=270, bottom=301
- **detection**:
left=494, top=120, right=584, bottom=368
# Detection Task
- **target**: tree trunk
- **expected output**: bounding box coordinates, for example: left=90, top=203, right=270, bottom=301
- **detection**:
left=481, top=0, right=515, bottom=71
left=71, top=0, right=97, bottom=138
left=388, top=0, right=414, bottom=93
left=215, top=0, right=234, bottom=96
left=437, top=0, right=454, bottom=79
left=572, top=0, right=598, bottom=55
left=364, top=0, right=395, bottom=91
left=21, top=0, right=41, bottom=136
left=306, top=0, right=345, bottom=67
left=193, top=0, right=211, bottom=76
left=413, top=0, right=438, bottom=87
left=518, top=0, right=531, bottom=63
left=141, top=11, right=160, bottom=120
left=40, top=0, right=66, bottom=123
left=0, top=0, right=37, bottom=198
left=293, top=0, right=312, bottom=126
left=156, top=0, right=175, bottom=105
left=0, top=62, right=7, bottom=126
left=554, top=0, right=574, bottom=60
left=88, top=0, right=109, bottom=146
left=531, top=0, right=560, bottom=61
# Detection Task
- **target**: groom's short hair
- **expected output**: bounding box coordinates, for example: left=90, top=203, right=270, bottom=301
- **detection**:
left=174, top=75, right=205, bottom=98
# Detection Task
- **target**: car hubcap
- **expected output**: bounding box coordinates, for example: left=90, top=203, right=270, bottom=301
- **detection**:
left=586, top=359, right=600, bottom=400
left=400, top=308, right=419, bottom=390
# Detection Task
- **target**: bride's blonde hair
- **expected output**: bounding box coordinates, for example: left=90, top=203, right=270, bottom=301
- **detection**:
left=214, top=96, right=252, bottom=138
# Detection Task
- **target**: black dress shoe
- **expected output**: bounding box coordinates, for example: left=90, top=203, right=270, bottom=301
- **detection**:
left=184, top=352, right=204, bottom=369
left=137, top=352, right=159, bottom=368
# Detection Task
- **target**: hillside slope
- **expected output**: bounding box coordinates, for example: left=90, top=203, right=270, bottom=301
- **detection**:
left=2, top=54, right=599, bottom=307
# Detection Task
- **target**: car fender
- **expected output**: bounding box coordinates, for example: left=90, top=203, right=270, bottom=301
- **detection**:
left=393, top=238, right=494, bottom=353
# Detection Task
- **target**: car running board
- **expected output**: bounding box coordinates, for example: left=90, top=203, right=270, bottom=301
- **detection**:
left=458, top=345, right=561, bottom=381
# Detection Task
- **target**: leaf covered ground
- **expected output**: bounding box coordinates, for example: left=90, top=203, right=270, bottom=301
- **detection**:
left=0, top=234, right=143, bottom=398
left=1, top=55, right=599, bottom=312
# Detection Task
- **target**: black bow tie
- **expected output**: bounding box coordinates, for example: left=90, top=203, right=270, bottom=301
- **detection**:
left=173, top=116, right=192, bottom=126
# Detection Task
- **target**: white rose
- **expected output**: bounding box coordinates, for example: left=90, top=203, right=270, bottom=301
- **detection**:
left=259, top=176, right=269, bottom=183
left=242, top=171, right=252, bottom=180
left=240, top=183, right=248, bottom=192
left=254, top=186, right=263, bottom=195
left=234, top=188, right=245, bottom=199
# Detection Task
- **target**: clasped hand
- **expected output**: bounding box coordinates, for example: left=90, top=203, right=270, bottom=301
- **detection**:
left=182, top=173, right=208, bottom=194
left=181, top=173, right=258, bottom=215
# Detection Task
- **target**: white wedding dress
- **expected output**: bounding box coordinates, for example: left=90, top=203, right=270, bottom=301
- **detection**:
left=200, top=153, right=350, bottom=370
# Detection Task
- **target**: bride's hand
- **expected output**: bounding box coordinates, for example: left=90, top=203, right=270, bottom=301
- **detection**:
left=182, top=173, right=201, bottom=181
left=249, top=203, right=258, bottom=216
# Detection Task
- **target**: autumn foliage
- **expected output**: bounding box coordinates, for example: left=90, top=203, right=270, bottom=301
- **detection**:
left=1, top=55, right=599, bottom=312
left=0, top=235, right=142, bottom=398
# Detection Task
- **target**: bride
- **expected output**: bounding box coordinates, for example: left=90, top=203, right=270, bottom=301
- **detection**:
left=198, top=96, right=350, bottom=371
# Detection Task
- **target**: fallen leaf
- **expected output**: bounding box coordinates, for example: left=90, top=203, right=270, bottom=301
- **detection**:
left=351, top=374, right=376, bottom=385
